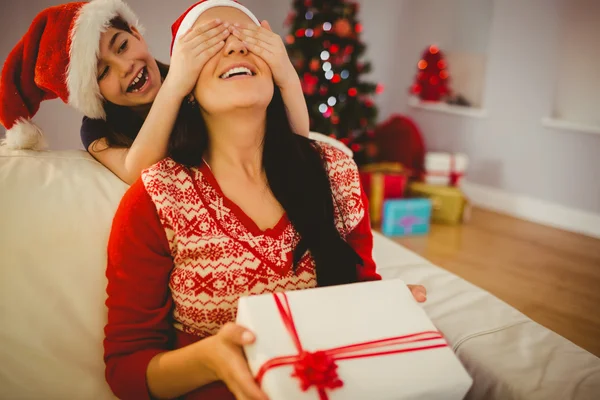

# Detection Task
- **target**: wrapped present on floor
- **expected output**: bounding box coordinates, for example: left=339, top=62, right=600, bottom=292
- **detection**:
left=409, top=182, right=468, bottom=225
left=359, top=163, right=408, bottom=226
left=236, top=279, right=473, bottom=400
left=424, top=152, right=468, bottom=187
left=381, top=198, right=432, bottom=237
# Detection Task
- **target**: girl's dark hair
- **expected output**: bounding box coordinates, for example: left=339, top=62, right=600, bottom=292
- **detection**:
left=168, top=86, right=363, bottom=287
left=92, top=16, right=169, bottom=150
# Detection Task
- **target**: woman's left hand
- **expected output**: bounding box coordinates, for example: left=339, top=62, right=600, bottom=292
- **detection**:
left=229, top=21, right=298, bottom=88
left=408, top=284, right=427, bottom=303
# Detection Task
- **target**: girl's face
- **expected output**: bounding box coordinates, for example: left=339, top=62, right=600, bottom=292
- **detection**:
left=96, top=26, right=161, bottom=107
left=192, top=7, right=274, bottom=115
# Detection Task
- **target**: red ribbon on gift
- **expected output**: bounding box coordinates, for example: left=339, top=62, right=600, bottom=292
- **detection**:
left=426, top=155, right=463, bottom=186
left=255, top=292, right=449, bottom=400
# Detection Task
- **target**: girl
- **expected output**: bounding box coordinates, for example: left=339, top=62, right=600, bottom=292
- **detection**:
left=103, top=2, right=427, bottom=400
left=0, top=0, right=309, bottom=185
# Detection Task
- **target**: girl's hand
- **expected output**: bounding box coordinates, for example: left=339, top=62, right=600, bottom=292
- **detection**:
left=165, top=19, right=230, bottom=99
left=408, top=284, right=427, bottom=302
left=204, top=323, right=268, bottom=400
left=229, top=20, right=299, bottom=89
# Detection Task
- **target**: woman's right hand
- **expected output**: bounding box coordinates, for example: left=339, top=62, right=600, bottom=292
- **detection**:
left=204, top=323, right=269, bottom=400
left=164, top=19, right=230, bottom=99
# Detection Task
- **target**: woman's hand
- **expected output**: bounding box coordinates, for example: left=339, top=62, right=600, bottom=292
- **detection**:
left=229, top=21, right=299, bottom=89
left=164, top=19, right=230, bottom=99
left=204, top=323, right=269, bottom=400
left=408, top=284, right=427, bottom=302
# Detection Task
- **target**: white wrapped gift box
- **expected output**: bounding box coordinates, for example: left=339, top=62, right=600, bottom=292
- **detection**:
left=425, top=152, right=469, bottom=186
left=236, top=279, right=473, bottom=400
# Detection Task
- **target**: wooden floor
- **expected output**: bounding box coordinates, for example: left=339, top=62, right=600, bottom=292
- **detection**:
left=387, top=207, right=600, bottom=357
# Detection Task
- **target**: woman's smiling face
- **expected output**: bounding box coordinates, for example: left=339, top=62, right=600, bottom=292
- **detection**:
left=191, top=7, right=274, bottom=115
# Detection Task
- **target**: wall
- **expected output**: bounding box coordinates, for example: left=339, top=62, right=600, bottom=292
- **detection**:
left=552, top=0, right=600, bottom=126
left=391, top=0, right=600, bottom=221
left=2, top=0, right=599, bottom=226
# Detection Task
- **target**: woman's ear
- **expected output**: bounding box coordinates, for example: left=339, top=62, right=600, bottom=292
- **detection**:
left=130, top=26, right=143, bottom=40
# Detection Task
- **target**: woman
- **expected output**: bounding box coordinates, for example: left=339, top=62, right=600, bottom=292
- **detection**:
left=0, top=0, right=309, bottom=185
left=103, top=3, right=427, bottom=400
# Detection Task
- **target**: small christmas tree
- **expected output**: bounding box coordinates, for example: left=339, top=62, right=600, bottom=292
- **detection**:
left=410, top=45, right=451, bottom=102
left=285, top=0, right=383, bottom=164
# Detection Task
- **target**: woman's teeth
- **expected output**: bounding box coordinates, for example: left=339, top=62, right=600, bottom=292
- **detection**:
left=220, top=66, right=254, bottom=79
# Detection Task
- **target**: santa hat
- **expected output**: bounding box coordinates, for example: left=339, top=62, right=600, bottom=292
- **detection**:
left=170, top=0, right=260, bottom=56
left=0, top=0, right=142, bottom=150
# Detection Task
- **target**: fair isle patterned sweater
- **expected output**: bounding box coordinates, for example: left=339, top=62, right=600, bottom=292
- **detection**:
left=103, top=143, right=380, bottom=400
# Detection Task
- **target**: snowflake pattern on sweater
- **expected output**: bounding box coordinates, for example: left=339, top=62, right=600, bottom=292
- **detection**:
left=141, top=143, right=365, bottom=338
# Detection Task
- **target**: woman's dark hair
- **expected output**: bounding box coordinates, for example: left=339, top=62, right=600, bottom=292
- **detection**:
left=92, top=16, right=169, bottom=150
left=168, top=86, right=363, bottom=287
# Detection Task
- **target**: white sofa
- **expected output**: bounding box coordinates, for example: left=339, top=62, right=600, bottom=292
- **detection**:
left=1, top=146, right=599, bottom=400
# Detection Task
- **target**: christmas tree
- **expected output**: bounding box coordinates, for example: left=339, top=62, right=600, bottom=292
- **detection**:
left=284, top=0, right=383, bottom=164
left=410, top=45, right=451, bottom=101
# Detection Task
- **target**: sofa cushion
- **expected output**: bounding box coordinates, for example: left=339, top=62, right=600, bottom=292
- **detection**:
left=373, top=232, right=600, bottom=399
left=0, top=149, right=125, bottom=399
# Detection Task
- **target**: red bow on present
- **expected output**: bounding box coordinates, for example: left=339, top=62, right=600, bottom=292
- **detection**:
left=426, top=155, right=463, bottom=186
left=255, top=292, right=449, bottom=400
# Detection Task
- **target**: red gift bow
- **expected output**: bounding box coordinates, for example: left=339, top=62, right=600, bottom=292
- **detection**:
left=426, top=154, right=463, bottom=186
left=255, top=292, right=449, bottom=400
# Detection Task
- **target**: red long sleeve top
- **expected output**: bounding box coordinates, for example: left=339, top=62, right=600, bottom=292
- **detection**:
left=103, top=143, right=381, bottom=399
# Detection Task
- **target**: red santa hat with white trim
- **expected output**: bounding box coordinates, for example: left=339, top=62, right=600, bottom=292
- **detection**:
left=0, top=0, right=142, bottom=150
left=170, top=0, right=260, bottom=56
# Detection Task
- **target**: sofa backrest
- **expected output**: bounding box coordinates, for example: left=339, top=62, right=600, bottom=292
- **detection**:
left=0, top=149, right=126, bottom=398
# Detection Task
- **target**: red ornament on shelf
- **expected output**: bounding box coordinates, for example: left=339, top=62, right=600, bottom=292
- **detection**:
left=332, top=74, right=341, bottom=83
left=375, top=84, right=384, bottom=94
left=340, top=137, right=351, bottom=145
left=295, top=28, right=306, bottom=37
left=351, top=143, right=361, bottom=152
left=410, top=44, right=451, bottom=101
left=330, top=44, right=340, bottom=54
left=355, top=23, right=363, bottom=33
left=348, top=88, right=358, bottom=97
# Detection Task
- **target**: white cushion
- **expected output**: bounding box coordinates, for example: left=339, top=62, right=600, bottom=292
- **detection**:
left=0, top=148, right=598, bottom=399
left=309, top=131, right=353, bottom=157
left=0, top=149, right=125, bottom=399
left=373, top=232, right=600, bottom=399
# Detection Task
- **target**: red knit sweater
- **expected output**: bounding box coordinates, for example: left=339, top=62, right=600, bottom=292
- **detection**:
left=103, top=143, right=380, bottom=399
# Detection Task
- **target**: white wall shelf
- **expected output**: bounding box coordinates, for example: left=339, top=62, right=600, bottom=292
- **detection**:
left=408, top=96, right=488, bottom=119
left=541, top=117, right=600, bottom=136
